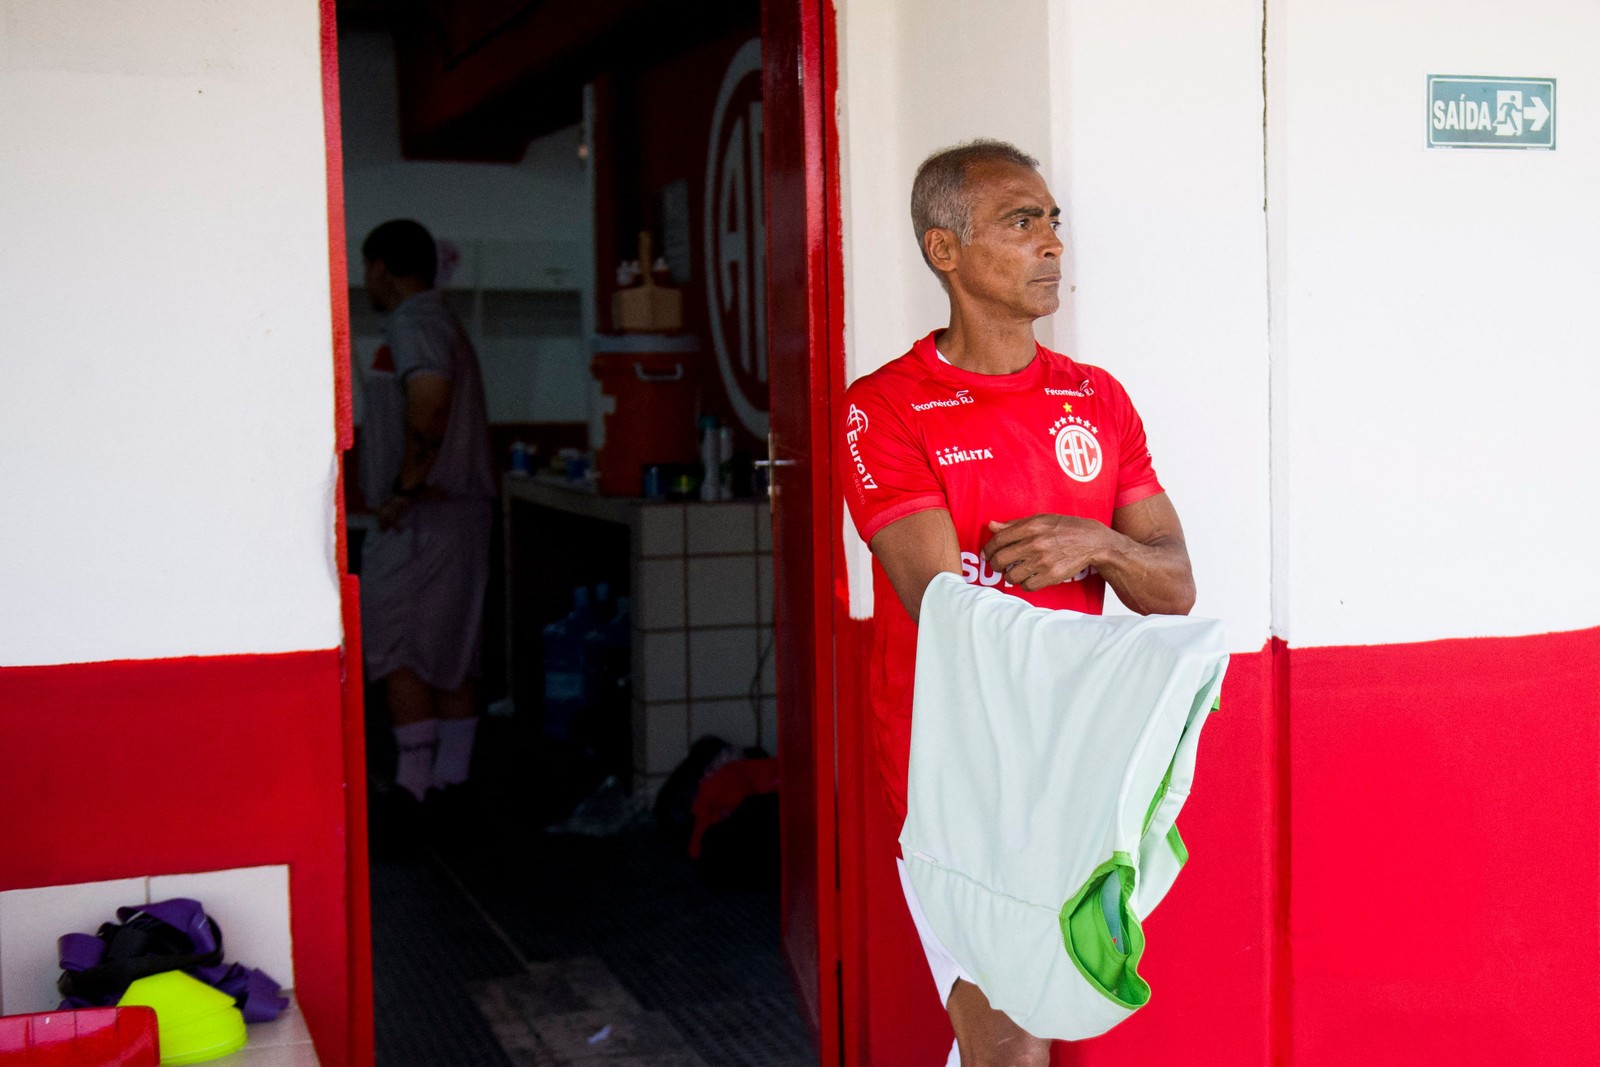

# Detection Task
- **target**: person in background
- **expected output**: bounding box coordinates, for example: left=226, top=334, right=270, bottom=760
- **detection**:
left=358, top=219, right=496, bottom=810
left=839, top=142, right=1195, bottom=1064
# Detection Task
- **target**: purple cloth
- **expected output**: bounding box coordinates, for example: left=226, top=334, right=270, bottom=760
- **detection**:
left=57, top=897, right=286, bottom=1021
left=117, top=898, right=219, bottom=955
left=57, top=932, right=106, bottom=972
left=192, top=961, right=289, bottom=1023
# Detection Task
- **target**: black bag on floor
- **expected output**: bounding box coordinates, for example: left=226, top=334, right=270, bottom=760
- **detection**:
left=697, top=792, right=780, bottom=892
left=654, top=735, right=734, bottom=843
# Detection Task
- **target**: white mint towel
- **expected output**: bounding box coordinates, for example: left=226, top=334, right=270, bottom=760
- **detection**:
left=900, top=572, right=1228, bottom=1040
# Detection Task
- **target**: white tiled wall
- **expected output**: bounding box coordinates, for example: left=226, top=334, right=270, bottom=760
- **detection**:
left=689, top=699, right=765, bottom=750
left=685, top=504, right=756, bottom=555
left=637, top=506, right=686, bottom=558
left=631, top=501, right=777, bottom=798
left=686, top=557, right=761, bottom=627
left=633, top=699, right=689, bottom=777
left=638, top=629, right=688, bottom=703
left=759, top=697, right=779, bottom=755
left=0, top=876, right=145, bottom=1016
left=635, top=559, right=685, bottom=630
left=0, top=865, right=294, bottom=1017
left=688, top=628, right=759, bottom=700
left=149, top=866, right=294, bottom=994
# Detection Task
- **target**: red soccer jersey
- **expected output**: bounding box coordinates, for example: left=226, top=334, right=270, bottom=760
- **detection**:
left=840, top=330, right=1165, bottom=822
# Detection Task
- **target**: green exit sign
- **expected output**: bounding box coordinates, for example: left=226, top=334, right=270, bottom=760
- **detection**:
left=1428, top=76, right=1556, bottom=149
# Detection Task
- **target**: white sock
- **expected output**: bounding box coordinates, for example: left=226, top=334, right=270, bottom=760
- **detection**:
left=393, top=721, right=438, bottom=801
left=432, top=717, right=479, bottom=789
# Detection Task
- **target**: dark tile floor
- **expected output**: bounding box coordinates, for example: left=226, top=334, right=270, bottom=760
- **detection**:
left=368, top=715, right=815, bottom=1067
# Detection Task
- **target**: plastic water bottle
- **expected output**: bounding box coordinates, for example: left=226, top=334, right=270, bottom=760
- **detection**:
left=581, top=595, right=633, bottom=760
left=699, top=415, right=721, bottom=501
left=717, top=426, right=734, bottom=500
left=542, top=587, right=594, bottom=739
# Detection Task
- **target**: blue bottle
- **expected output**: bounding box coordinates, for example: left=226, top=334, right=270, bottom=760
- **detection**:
left=542, top=586, right=594, bottom=739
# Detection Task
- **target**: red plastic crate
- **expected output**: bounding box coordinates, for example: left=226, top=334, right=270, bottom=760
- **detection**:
left=0, top=1007, right=159, bottom=1067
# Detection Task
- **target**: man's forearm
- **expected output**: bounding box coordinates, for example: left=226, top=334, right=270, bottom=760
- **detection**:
left=980, top=498, right=1195, bottom=613
left=1093, top=531, right=1194, bottom=616
left=869, top=509, right=963, bottom=623
left=393, top=372, right=453, bottom=496
left=395, top=427, right=442, bottom=494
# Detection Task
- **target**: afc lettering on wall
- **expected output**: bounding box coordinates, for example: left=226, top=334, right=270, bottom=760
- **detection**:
left=705, top=38, right=769, bottom=438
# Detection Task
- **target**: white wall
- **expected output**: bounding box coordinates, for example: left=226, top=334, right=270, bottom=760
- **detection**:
left=835, top=0, right=1055, bottom=620
left=339, top=26, right=595, bottom=428
left=1045, top=1, right=1270, bottom=651
left=1271, top=0, right=1600, bottom=647
left=835, top=0, right=1272, bottom=654
left=0, top=0, right=342, bottom=666
left=837, top=0, right=1054, bottom=383
left=839, top=0, right=1600, bottom=652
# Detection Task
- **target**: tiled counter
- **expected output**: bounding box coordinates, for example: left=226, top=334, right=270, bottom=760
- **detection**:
left=502, top=477, right=775, bottom=798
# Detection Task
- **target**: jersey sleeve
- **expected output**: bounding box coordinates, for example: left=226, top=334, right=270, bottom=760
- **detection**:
left=839, top=376, right=947, bottom=543
left=1104, top=373, right=1165, bottom=510
left=388, top=304, right=456, bottom=383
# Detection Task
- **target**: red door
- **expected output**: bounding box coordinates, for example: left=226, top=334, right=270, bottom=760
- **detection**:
left=761, top=0, right=842, bottom=1060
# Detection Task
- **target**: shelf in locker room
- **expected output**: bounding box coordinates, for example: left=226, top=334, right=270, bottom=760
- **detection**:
left=500, top=473, right=773, bottom=796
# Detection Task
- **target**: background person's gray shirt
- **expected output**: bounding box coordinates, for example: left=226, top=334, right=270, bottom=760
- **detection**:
left=361, top=288, right=495, bottom=505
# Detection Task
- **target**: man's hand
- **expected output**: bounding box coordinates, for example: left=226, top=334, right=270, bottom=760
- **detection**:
left=982, top=492, right=1196, bottom=615
left=981, top=515, right=1110, bottom=591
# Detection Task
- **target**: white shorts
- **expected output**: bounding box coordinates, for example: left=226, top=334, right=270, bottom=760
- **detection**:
left=898, top=856, right=967, bottom=1067
left=896, top=855, right=973, bottom=1010
left=361, top=496, right=491, bottom=691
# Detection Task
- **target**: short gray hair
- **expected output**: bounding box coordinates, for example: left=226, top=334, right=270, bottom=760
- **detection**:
left=910, top=140, right=1041, bottom=281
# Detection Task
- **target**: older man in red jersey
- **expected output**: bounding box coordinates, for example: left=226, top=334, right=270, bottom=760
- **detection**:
left=839, top=141, right=1196, bottom=1066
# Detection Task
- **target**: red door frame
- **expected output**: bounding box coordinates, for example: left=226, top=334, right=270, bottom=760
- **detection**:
left=318, top=2, right=375, bottom=1065
left=764, top=0, right=851, bottom=1062
left=763, top=0, right=929, bottom=1060
left=324, top=0, right=847, bottom=1061
left=762, top=0, right=846, bottom=1060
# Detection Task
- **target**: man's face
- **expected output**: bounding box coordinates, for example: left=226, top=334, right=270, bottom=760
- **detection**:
left=364, top=259, right=393, bottom=313
left=945, top=161, right=1063, bottom=320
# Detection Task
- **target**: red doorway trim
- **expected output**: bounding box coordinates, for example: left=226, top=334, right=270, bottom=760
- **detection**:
left=1269, top=635, right=1292, bottom=1067
left=817, top=0, right=849, bottom=1054
left=320, top=0, right=353, bottom=577
left=318, top=3, right=373, bottom=1066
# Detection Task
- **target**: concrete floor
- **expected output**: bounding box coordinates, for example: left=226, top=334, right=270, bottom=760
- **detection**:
left=366, top=714, right=814, bottom=1067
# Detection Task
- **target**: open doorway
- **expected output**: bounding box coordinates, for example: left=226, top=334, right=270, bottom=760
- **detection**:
left=334, top=1, right=828, bottom=1063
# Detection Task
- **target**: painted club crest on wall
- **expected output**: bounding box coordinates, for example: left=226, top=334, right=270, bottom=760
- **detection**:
left=704, top=38, right=768, bottom=438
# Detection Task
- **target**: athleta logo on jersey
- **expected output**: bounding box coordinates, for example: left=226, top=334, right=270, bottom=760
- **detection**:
left=845, top=404, right=877, bottom=490
left=912, top=390, right=974, bottom=411
left=936, top=444, right=994, bottom=467
left=1049, top=413, right=1103, bottom=483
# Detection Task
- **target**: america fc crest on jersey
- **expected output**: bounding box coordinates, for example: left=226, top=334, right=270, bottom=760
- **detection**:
left=1049, top=413, right=1102, bottom=483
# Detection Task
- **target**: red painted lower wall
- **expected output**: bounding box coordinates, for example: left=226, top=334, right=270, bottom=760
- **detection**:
left=836, top=626, right=1600, bottom=1066
left=1289, top=629, right=1600, bottom=1064
left=0, top=651, right=358, bottom=1065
